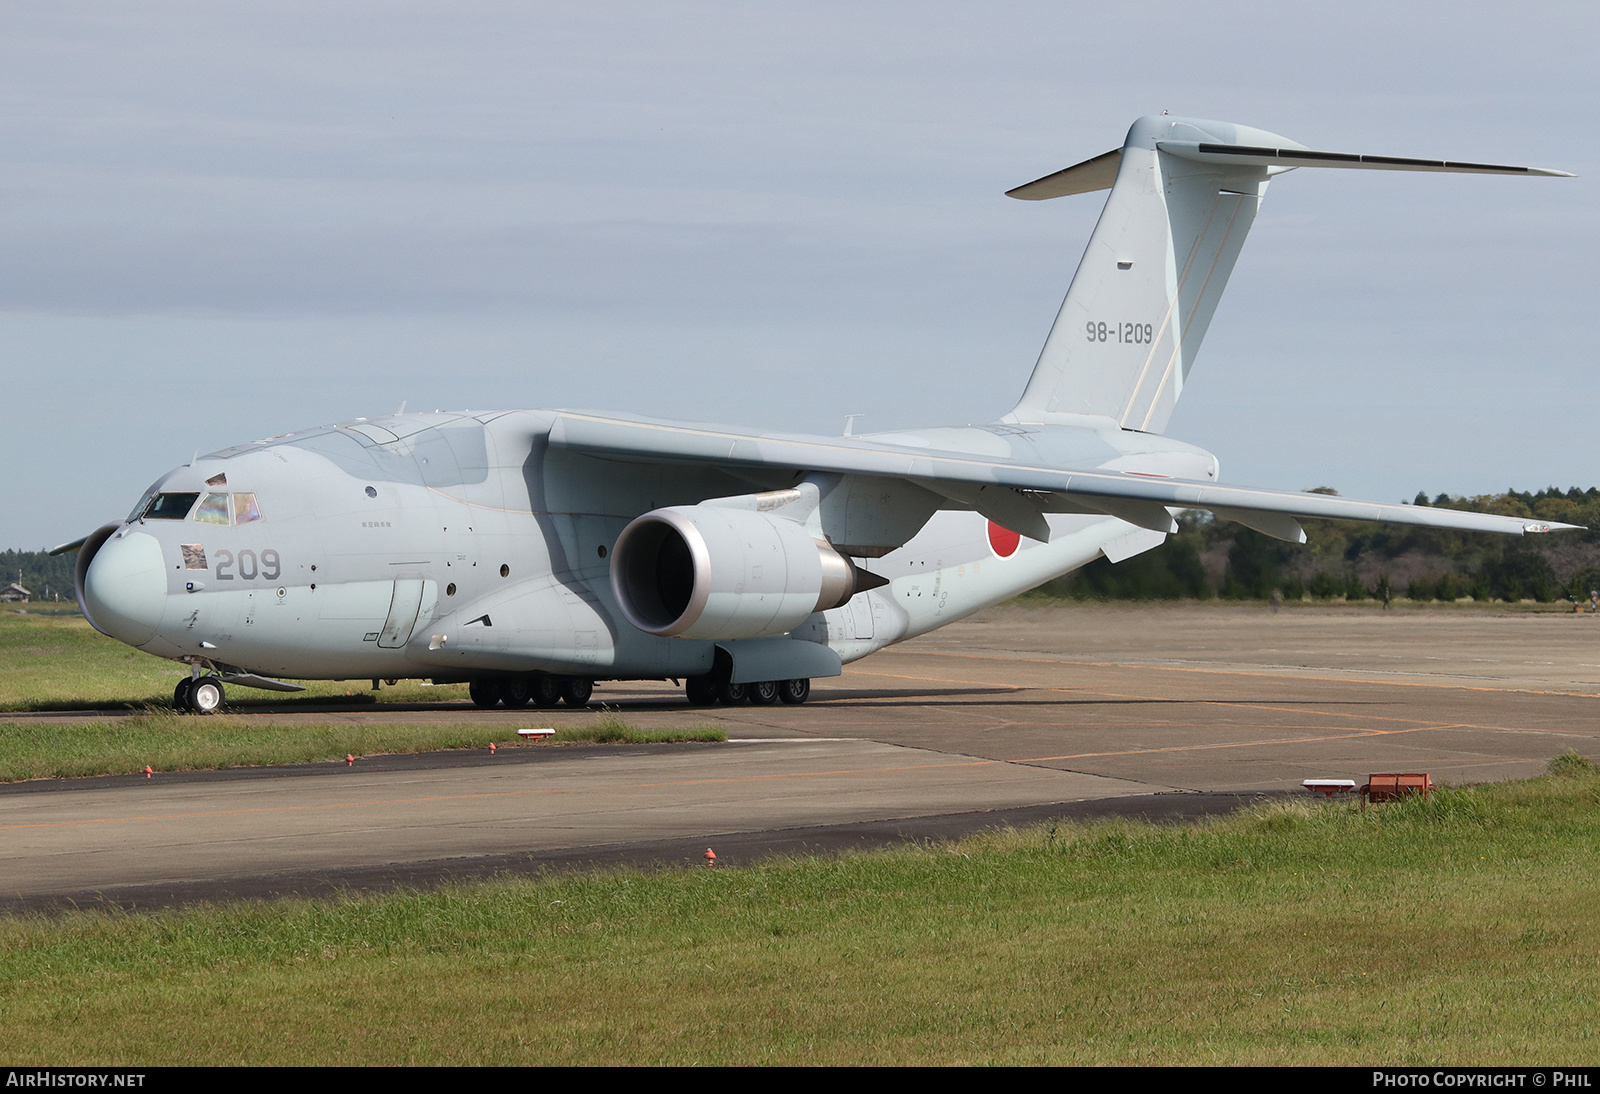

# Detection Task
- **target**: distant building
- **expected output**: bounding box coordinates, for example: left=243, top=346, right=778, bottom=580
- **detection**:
left=1, top=583, right=32, bottom=603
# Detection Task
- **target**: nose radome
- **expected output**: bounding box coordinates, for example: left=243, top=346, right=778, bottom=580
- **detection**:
left=82, top=531, right=168, bottom=647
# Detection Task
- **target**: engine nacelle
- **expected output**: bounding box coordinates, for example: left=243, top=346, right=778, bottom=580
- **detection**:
left=611, top=505, right=857, bottom=640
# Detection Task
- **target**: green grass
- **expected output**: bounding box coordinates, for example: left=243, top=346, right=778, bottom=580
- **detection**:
left=556, top=710, right=725, bottom=745
left=2, top=770, right=1598, bottom=1064
left=0, top=711, right=725, bottom=781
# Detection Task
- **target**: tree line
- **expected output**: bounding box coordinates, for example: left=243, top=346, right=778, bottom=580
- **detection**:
left=1038, top=486, right=1600, bottom=603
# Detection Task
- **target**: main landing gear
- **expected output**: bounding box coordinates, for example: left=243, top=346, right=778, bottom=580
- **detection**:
left=469, top=675, right=593, bottom=710
left=685, top=675, right=809, bottom=706
left=173, top=674, right=226, bottom=714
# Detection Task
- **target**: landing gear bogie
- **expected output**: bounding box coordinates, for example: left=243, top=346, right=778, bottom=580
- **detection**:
left=468, top=674, right=593, bottom=710
left=468, top=678, right=503, bottom=709
left=686, top=676, right=810, bottom=706
left=531, top=676, right=563, bottom=708
left=778, top=678, right=810, bottom=705
left=500, top=677, right=532, bottom=709
left=560, top=677, right=593, bottom=707
left=685, top=675, right=718, bottom=706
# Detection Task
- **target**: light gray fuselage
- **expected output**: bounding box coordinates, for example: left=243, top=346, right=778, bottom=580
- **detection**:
left=81, top=409, right=1212, bottom=684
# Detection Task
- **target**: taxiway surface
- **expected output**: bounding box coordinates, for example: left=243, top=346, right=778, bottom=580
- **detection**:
left=5, top=604, right=1596, bottom=909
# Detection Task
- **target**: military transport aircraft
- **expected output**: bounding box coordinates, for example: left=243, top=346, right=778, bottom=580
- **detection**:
left=55, top=115, right=1577, bottom=713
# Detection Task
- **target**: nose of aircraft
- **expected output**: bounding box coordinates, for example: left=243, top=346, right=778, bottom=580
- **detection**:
left=81, top=531, right=168, bottom=647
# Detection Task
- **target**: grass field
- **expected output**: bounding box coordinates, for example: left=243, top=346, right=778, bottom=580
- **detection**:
left=1, top=763, right=1597, bottom=1065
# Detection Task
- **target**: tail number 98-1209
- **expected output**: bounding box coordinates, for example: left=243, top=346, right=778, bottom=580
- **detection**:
left=215, top=549, right=281, bottom=581
left=1086, top=321, right=1155, bottom=344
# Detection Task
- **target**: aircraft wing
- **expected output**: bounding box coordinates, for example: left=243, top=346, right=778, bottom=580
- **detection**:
left=547, top=412, right=1577, bottom=542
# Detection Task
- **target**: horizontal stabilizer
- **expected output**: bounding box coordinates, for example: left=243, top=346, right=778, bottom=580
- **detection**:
left=48, top=536, right=88, bottom=556
left=1158, top=141, right=1574, bottom=177
left=1006, top=149, right=1122, bottom=200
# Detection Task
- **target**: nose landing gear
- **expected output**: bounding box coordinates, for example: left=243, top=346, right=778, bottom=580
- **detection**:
left=173, top=674, right=226, bottom=713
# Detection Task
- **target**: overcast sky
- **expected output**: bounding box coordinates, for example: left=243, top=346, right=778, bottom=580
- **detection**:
left=2, top=1, right=1594, bottom=549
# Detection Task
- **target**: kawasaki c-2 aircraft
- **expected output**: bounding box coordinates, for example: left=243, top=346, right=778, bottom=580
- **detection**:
left=59, top=115, right=1577, bottom=713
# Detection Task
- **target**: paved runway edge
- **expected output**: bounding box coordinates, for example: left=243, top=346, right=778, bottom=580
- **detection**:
left=0, top=790, right=1285, bottom=916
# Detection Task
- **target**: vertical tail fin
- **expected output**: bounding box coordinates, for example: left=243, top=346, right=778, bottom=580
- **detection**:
left=1005, top=116, right=1288, bottom=433
left=1004, top=116, right=1571, bottom=434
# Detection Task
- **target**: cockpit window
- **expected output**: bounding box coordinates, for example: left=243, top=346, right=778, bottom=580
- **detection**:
left=127, top=486, right=159, bottom=523
left=234, top=492, right=262, bottom=524
left=142, top=493, right=199, bottom=520
left=195, top=493, right=231, bottom=525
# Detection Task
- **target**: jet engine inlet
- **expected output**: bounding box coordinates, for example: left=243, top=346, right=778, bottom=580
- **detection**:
left=611, top=506, right=859, bottom=640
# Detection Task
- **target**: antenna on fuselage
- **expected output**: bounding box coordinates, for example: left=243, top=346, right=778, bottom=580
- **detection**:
left=396, top=400, right=407, bottom=415
left=842, top=414, right=864, bottom=437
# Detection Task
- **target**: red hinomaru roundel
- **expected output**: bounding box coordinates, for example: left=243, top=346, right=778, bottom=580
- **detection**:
left=987, top=521, right=1020, bottom=558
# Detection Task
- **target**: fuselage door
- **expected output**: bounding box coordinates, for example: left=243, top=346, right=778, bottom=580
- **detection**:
left=378, top=575, right=426, bottom=648
left=849, top=593, right=875, bottom=640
